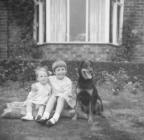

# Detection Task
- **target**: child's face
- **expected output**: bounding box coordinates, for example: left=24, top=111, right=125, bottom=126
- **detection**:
left=37, top=71, right=48, bottom=85
left=55, top=67, right=67, bottom=80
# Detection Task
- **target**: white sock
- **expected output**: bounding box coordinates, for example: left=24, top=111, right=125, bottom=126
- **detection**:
left=42, top=112, right=50, bottom=119
left=50, top=113, right=60, bottom=124
left=37, top=108, right=43, bottom=116
left=27, top=112, right=33, bottom=117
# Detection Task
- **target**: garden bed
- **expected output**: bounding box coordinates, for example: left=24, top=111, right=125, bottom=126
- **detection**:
left=1, top=60, right=144, bottom=81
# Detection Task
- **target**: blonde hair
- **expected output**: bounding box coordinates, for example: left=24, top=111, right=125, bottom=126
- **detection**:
left=52, top=60, right=67, bottom=72
left=35, top=66, right=50, bottom=78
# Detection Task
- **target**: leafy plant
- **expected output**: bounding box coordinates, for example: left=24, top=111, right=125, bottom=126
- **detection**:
left=97, top=68, right=129, bottom=95
left=111, top=11, right=141, bottom=62
left=4, top=0, right=41, bottom=59
left=0, top=60, right=36, bottom=86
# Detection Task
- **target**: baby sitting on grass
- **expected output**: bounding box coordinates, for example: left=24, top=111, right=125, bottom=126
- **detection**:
left=21, top=66, right=52, bottom=121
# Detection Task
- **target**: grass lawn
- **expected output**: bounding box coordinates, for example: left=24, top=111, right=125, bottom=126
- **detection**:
left=0, top=80, right=144, bottom=140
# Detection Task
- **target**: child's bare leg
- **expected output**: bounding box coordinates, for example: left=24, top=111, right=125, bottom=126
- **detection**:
left=38, top=105, right=45, bottom=116
left=47, top=97, right=65, bottom=125
left=41, top=95, right=56, bottom=120
left=22, top=101, right=33, bottom=120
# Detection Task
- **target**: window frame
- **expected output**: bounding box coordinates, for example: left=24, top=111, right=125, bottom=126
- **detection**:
left=34, top=0, right=124, bottom=45
left=110, top=0, right=124, bottom=45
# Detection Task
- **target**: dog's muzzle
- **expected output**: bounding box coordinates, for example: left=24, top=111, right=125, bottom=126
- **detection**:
left=81, top=68, right=92, bottom=80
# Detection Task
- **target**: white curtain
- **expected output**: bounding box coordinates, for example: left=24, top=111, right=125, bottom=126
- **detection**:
left=50, top=0, right=67, bottom=42
left=89, top=0, right=106, bottom=42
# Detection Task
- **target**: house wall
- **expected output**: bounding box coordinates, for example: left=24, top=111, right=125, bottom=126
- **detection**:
left=39, top=44, right=116, bottom=61
left=123, top=0, right=144, bottom=62
left=0, top=0, right=8, bottom=59
left=1, top=0, right=144, bottom=62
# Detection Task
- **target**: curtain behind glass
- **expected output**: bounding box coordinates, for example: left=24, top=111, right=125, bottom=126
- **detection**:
left=50, top=0, right=67, bottom=42
left=89, top=0, right=106, bottom=43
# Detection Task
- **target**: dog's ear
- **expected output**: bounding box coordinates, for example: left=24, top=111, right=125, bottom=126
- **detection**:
left=89, top=60, right=93, bottom=65
left=89, top=60, right=93, bottom=68
left=75, top=68, right=79, bottom=77
left=88, top=61, right=94, bottom=75
left=78, top=61, right=83, bottom=76
left=79, top=61, right=85, bottom=69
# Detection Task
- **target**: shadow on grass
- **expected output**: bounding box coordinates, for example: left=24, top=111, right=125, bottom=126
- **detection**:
left=0, top=115, right=140, bottom=140
left=84, top=117, right=138, bottom=140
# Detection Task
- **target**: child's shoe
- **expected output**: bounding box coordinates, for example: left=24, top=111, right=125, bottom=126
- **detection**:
left=35, top=115, right=42, bottom=121
left=37, top=118, right=48, bottom=125
left=21, top=115, right=33, bottom=121
left=41, top=114, right=49, bottom=120
left=46, top=120, right=55, bottom=127
left=46, top=118, right=57, bottom=127
left=35, top=115, right=48, bottom=124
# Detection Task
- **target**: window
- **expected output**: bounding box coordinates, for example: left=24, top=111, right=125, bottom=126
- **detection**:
left=70, top=0, right=86, bottom=42
left=34, top=0, right=124, bottom=44
left=109, top=0, right=124, bottom=44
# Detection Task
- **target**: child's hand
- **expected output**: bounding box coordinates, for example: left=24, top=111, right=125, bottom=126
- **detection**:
left=31, top=84, right=38, bottom=92
left=48, top=71, right=52, bottom=76
left=23, top=101, right=27, bottom=106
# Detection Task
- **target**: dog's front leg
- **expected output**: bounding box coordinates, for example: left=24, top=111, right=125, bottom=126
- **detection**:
left=72, top=103, right=88, bottom=120
left=72, top=87, right=81, bottom=121
left=88, top=102, right=93, bottom=123
left=72, top=113, right=78, bottom=120
left=86, top=89, right=94, bottom=123
left=72, top=103, right=78, bottom=120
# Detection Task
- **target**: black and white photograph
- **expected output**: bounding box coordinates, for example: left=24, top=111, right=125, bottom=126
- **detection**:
left=0, top=0, right=144, bottom=140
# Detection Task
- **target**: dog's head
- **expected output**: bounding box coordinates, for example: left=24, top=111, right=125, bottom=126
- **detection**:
left=78, top=61, right=93, bottom=80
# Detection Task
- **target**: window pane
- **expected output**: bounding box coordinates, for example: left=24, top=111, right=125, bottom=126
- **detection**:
left=70, top=0, right=86, bottom=42
left=88, top=0, right=107, bottom=43
left=50, top=0, right=67, bottom=42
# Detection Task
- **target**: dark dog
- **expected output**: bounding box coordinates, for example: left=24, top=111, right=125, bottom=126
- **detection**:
left=72, top=61, right=103, bottom=122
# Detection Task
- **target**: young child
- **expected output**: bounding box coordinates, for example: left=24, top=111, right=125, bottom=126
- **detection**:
left=40, top=60, right=73, bottom=127
left=21, top=66, right=51, bottom=121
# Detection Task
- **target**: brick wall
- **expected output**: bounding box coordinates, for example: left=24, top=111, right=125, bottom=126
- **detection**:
left=0, top=0, right=8, bottom=59
left=39, top=44, right=116, bottom=61
left=123, top=0, right=144, bottom=62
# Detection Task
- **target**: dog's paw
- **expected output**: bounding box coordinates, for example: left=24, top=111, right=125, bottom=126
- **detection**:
left=72, top=115, right=77, bottom=121
left=88, top=116, right=93, bottom=123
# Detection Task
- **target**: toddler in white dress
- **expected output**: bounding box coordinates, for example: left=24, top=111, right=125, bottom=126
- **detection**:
left=21, top=66, right=51, bottom=120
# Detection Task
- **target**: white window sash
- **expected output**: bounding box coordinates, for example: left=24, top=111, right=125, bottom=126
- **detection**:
left=112, top=0, right=124, bottom=45
left=39, top=1, right=44, bottom=44
left=119, top=0, right=124, bottom=44
left=33, top=2, right=37, bottom=41
left=105, top=0, right=110, bottom=43
left=66, top=0, right=70, bottom=42
left=112, top=2, right=118, bottom=44
left=46, top=0, right=51, bottom=42
left=86, top=0, right=89, bottom=42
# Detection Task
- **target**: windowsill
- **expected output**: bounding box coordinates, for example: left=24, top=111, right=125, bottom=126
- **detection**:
left=37, top=42, right=121, bottom=47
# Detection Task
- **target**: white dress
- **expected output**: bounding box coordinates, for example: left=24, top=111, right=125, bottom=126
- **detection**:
left=49, top=76, right=74, bottom=107
left=26, top=82, right=51, bottom=105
